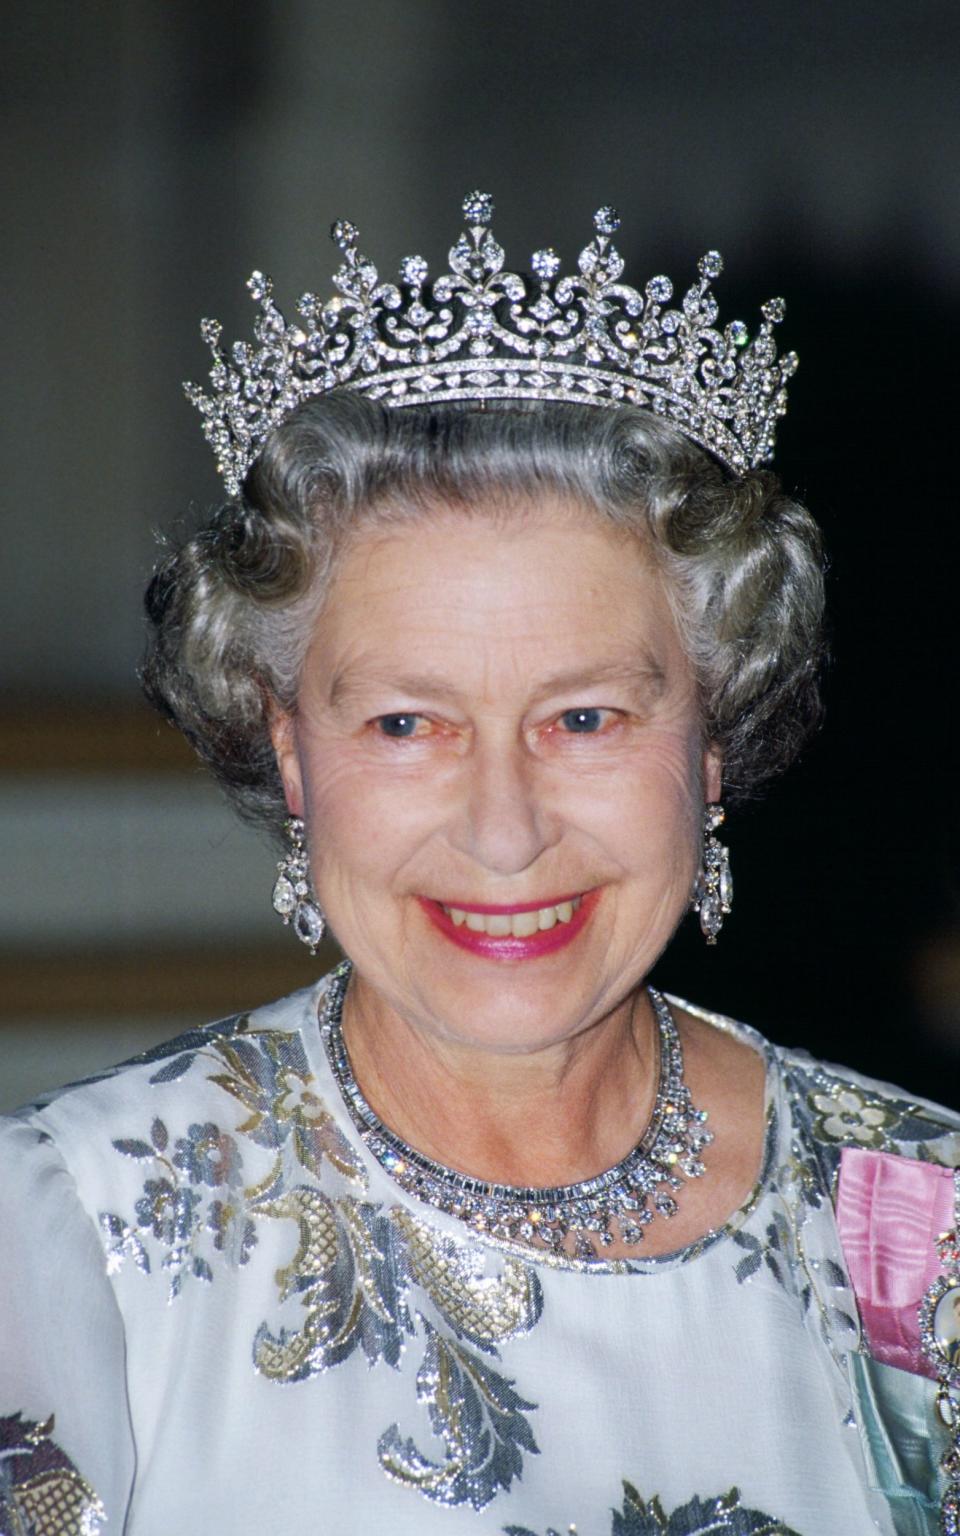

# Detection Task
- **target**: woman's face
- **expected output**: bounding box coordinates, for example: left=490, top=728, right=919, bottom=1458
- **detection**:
left=273, top=498, right=721, bottom=1054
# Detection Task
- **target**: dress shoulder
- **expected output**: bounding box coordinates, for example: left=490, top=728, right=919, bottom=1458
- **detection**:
left=670, top=990, right=959, bottom=1159
left=775, top=1040, right=960, bottom=1167
left=14, top=980, right=328, bottom=1118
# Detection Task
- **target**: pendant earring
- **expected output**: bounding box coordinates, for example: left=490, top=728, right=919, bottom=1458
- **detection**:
left=271, top=816, right=326, bottom=954
left=692, top=804, right=733, bottom=945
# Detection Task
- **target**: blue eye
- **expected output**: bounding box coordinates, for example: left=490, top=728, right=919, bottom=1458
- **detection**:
left=377, top=714, right=420, bottom=738
left=560, top=708, right=604, bottom=733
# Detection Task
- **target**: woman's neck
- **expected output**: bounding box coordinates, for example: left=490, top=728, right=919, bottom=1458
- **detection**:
left=340, top=977, right=659, bottom=1188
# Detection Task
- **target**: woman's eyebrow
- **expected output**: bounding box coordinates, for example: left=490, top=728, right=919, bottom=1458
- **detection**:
left=527, top=658, right=668, bottom=703
left=327, top=656, right=667, bottom=708
left=328, top=667, right=464, bottom=708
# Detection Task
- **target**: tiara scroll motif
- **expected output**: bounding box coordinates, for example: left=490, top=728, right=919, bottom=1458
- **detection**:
left=186, top=191, right=798, bottom=497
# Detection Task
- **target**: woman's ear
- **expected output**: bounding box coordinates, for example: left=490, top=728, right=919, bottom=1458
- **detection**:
left=269, top=709, right=305, bottom=816
left=703, top=742, right=723, bottom=804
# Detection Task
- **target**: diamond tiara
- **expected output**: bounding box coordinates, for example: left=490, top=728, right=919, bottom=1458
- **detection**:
left=186, top=190, right=798, bottom=497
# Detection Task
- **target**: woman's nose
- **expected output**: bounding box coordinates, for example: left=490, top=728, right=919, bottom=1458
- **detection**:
left=449, top=737, right=555, bottom=877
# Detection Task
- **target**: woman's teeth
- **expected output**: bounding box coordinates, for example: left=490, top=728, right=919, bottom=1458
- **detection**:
left=441, top=896, right=582, bottom=937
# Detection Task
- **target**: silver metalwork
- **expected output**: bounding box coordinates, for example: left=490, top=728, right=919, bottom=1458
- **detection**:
left=319, top=962, right=713, bottom=1261
left=919, top=1169, right=960, bottom=1532
left=693, top=803, right=733, bottom=945
left=186, top=191, right=798, bottom=497
left=271, top=815, right=325, bottom=953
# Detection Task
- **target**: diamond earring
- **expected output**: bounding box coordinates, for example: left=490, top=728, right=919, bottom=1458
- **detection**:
left=271, top=816, right=326, bottom=954
left=692, top=804, right=733, bottom=944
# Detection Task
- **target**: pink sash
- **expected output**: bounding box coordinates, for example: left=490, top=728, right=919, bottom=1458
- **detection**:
left=836, top=1146, right=955, bottom=1378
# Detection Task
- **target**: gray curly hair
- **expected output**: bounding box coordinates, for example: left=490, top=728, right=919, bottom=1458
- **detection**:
left=143, top=393, right=824, bottom=834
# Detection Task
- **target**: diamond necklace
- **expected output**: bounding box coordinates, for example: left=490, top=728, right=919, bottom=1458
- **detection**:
left=319, top=962, right=714, bottom=1262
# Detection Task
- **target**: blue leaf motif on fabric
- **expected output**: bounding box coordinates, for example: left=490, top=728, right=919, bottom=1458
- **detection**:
left=379, top=1319, right=539, bottom=1510
left=252, top=1190, right=413, bottom=1380
left=504, top=1482, right=801, bottom=1535
left=101, top=1113, right=254, bottom=1299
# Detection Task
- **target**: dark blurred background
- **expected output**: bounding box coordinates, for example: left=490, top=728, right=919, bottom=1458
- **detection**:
left=2, top=0, right=958, bottom=1108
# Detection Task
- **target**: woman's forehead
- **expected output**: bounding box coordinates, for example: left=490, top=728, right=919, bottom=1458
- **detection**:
left=304, top=506, right=689, bottom=702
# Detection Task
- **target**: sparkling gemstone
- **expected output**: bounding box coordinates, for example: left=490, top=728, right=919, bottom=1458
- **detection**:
left=531, top=247, right=561, bottom=281
left=762, top=297, right=786, bottom=324
left=719, top=857, right=733, bottom=909
left=450, top=235, right=472, bottom=267
left=467, top=307, right=494, bottom=333
left=646, top=275, right=672, bottom=305
left=654, top=1193, right=678, bottom=1217
left=271, top=874, right=297, bottom=916
left=200, top=318, right=222, bottom=346
left=942, top=1446, right=960, bottom=1479
left=294, top=900, right=324, bottom=948
left=729, top=320, right=749, bottom=347
left=462, top=190, right=494, bottom=226
left=699, top=250, right=723, bottom=280
left=700, top=894, right=722, bottom=938
left=593, top=206, right=621, bottom=235
left=481, top=235, right=504, bottom=270
left=620, top=1223, right=643, bottom=1245
left=400, top=254, right=428, bottom=287
left=331, top=219, right=359, bottom=250
left=246, top=270, right=271, bottom=301
left=937, top=1391, right=957, bottom=1428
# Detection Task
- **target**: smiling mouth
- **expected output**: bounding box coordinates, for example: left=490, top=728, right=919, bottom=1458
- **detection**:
left=438, top=896, right=584, bottom=938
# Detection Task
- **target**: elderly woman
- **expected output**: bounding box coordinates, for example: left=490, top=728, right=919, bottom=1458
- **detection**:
left=1, top=195, right=958, bottom=1536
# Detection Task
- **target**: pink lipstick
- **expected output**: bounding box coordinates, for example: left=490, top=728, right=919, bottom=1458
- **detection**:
left=418, top=889, right=599, bottom=960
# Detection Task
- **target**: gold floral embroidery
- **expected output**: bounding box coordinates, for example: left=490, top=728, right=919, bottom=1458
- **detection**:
left=101, top=1024, right=544, bottom=1509
left=393, top=1206, right=543, bottom=1348
left=205, top=1033, right=367, bottom=1194
left=809, top=1085, right=894, bottom=1149
left=0, top=1413, right=106, bottom=1536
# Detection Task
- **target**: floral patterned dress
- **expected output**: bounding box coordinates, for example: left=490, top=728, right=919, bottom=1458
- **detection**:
left=1, top=970, right=957, bottom=1536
